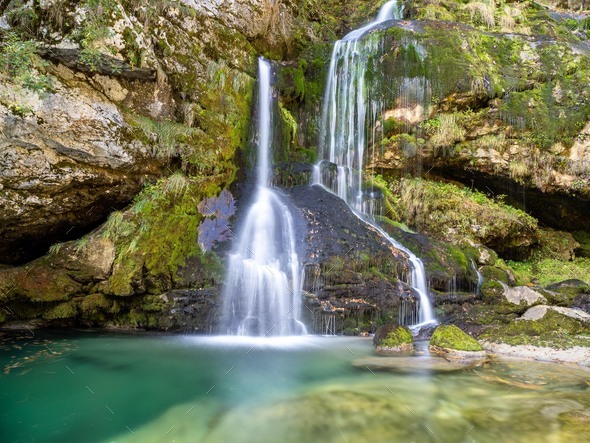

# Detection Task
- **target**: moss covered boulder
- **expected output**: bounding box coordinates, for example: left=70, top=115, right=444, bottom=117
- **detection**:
left=373, top=324, right=414, bottom=354
left=429, top=324, right=486, bottom=360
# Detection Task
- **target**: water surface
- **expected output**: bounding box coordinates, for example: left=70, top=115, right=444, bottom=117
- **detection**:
left=1, top=331, right=589, bottom=442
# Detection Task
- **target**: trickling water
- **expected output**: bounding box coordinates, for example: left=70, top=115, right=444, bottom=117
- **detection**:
left=316, top=0, right=436, bottom=327
left=222, top=59, right=307, bottom=336
left=471, top=259, right=484, bottom=295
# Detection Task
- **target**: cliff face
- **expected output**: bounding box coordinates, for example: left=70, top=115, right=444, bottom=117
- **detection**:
left=0, top=0, right=589, bottom=333
left=0, top=0, right=397, bottom=329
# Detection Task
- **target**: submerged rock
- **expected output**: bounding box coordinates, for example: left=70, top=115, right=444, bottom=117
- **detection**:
left=353, top=355, right=484, bottom=372
left=373, top=324, right=414, bottom=354
left=481, top=342, right=590, bottom=367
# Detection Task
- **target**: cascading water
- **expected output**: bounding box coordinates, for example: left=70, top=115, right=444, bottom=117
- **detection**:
left=315, top=0, right=436, bottom=327
left=471, top=259, right=484, bottom=295
left=222, top=59, right=307, bottom=336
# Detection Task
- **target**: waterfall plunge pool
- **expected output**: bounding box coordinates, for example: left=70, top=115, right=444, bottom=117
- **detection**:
left=1, top=330, right=589, bottom=442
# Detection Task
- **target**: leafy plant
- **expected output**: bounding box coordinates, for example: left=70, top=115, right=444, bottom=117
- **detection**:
left=0, top=31, right=53, bottom=93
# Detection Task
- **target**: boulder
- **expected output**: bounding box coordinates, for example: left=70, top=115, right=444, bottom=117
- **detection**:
left=501, top=283, right=547, bottom=307
left=373, top=324, right=414, bottom=354
left=429, top=324, right=486, bottom=360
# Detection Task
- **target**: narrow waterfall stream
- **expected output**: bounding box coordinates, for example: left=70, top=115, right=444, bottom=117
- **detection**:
left=315, top=0, right=436, bottom=327
left=222, top=59, right=306, bottom=336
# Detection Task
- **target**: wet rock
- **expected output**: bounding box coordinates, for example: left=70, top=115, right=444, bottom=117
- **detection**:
left=156, top=288, right=221, bottom=332
left=373, top=324, right=414, bottom=354
left=377, top=221, right=480, bottom=293
left=290, top=185, right=412, bottom=333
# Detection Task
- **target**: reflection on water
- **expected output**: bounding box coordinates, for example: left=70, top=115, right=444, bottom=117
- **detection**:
left=1, top=331, right=589, bottom=442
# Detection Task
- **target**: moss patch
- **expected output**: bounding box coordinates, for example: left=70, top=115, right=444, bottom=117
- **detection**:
left=43, top=301, right=78, bottom=320
left=506, top=258, right=590, bottom=286
left=385, top=177, right=538, bottom=258
left=481, top=309, right=590, bottom=349
left=430, top=324, right=483, bottom=351
left=374, top=324, right=414, bottom=349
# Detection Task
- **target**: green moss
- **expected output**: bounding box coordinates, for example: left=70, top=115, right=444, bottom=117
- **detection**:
left=80, top=293, right=114, bottom=316
left=430, top=324, right=483, bottom=351
left=505, top=258, right=590, bottom=287
left=105, top=175, right=226, bottom=297
left=481, top=309, right=590, bottom=349
left=373, top=324, right=414, bottom=349
left=43, top=301, right=77, bottom=320
left=480, top=265, right=511, bottom=285
left=386, top=177, right=537, bottom=257
left=572, top=231, right=590, bottom=258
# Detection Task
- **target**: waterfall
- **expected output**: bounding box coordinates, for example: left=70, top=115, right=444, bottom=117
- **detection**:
left=315, top=0, right=436, bottom=327
left=222, top=59, right=307, bottom=336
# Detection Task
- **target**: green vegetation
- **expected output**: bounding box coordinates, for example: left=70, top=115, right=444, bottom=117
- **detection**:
left=481, top=309, right=590, bottom=349
left=0, top=31, right=52, bottom=93
left=430, top=324, right=484, bottom=351
left=373, top=324, right=414, bottom=350
left=44, top=301, right=78, bottom=320
left=104, top=174, right=225, bottom=296
left=385, top=177, right=537, bottom=257
left=430, top=113, right=466, bottom=148
left=572, top=231, right=590, bottom=258
left=506, top=258, right=590, bottom=287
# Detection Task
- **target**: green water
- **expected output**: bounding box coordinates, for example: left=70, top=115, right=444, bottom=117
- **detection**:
left=1, top=331, right=589, bottom=442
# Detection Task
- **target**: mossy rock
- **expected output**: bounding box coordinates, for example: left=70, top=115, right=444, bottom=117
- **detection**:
left=533, top=228, right=579, bottom=261
left=546, top=279, right=590, bottom=299
left=480, top=266, right=512, bottom=285
left=572, top=231, right=590, bottom=258
left=373, top=324, right=414, bottom=353
left=43, top=301, right=78, bottom=320
left=480, top=280, right=504, bottom=303
left=429, top=324, right=484, bottom=352
left=480, top=308, right=590, bottom=349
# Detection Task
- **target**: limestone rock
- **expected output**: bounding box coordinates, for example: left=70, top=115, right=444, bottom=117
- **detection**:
left=501, top=282, right=547, bottom=307
left=0, top=76, right=159, bottom=264
left=520, top=305, right=590, bottom=323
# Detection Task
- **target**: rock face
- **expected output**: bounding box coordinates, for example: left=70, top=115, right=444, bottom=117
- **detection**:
left=0, top=0, right=359, bottom=266
left=0, top=74, right=161, bottom=264
left=289, top=185, right=413, bottom=335
left=1, top=0, right=589, bottom=336
left=348, top=11, right=590, bottom=231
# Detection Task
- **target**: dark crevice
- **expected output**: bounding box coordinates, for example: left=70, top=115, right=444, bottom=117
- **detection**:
left=0, top=196, right=132, bottom=266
